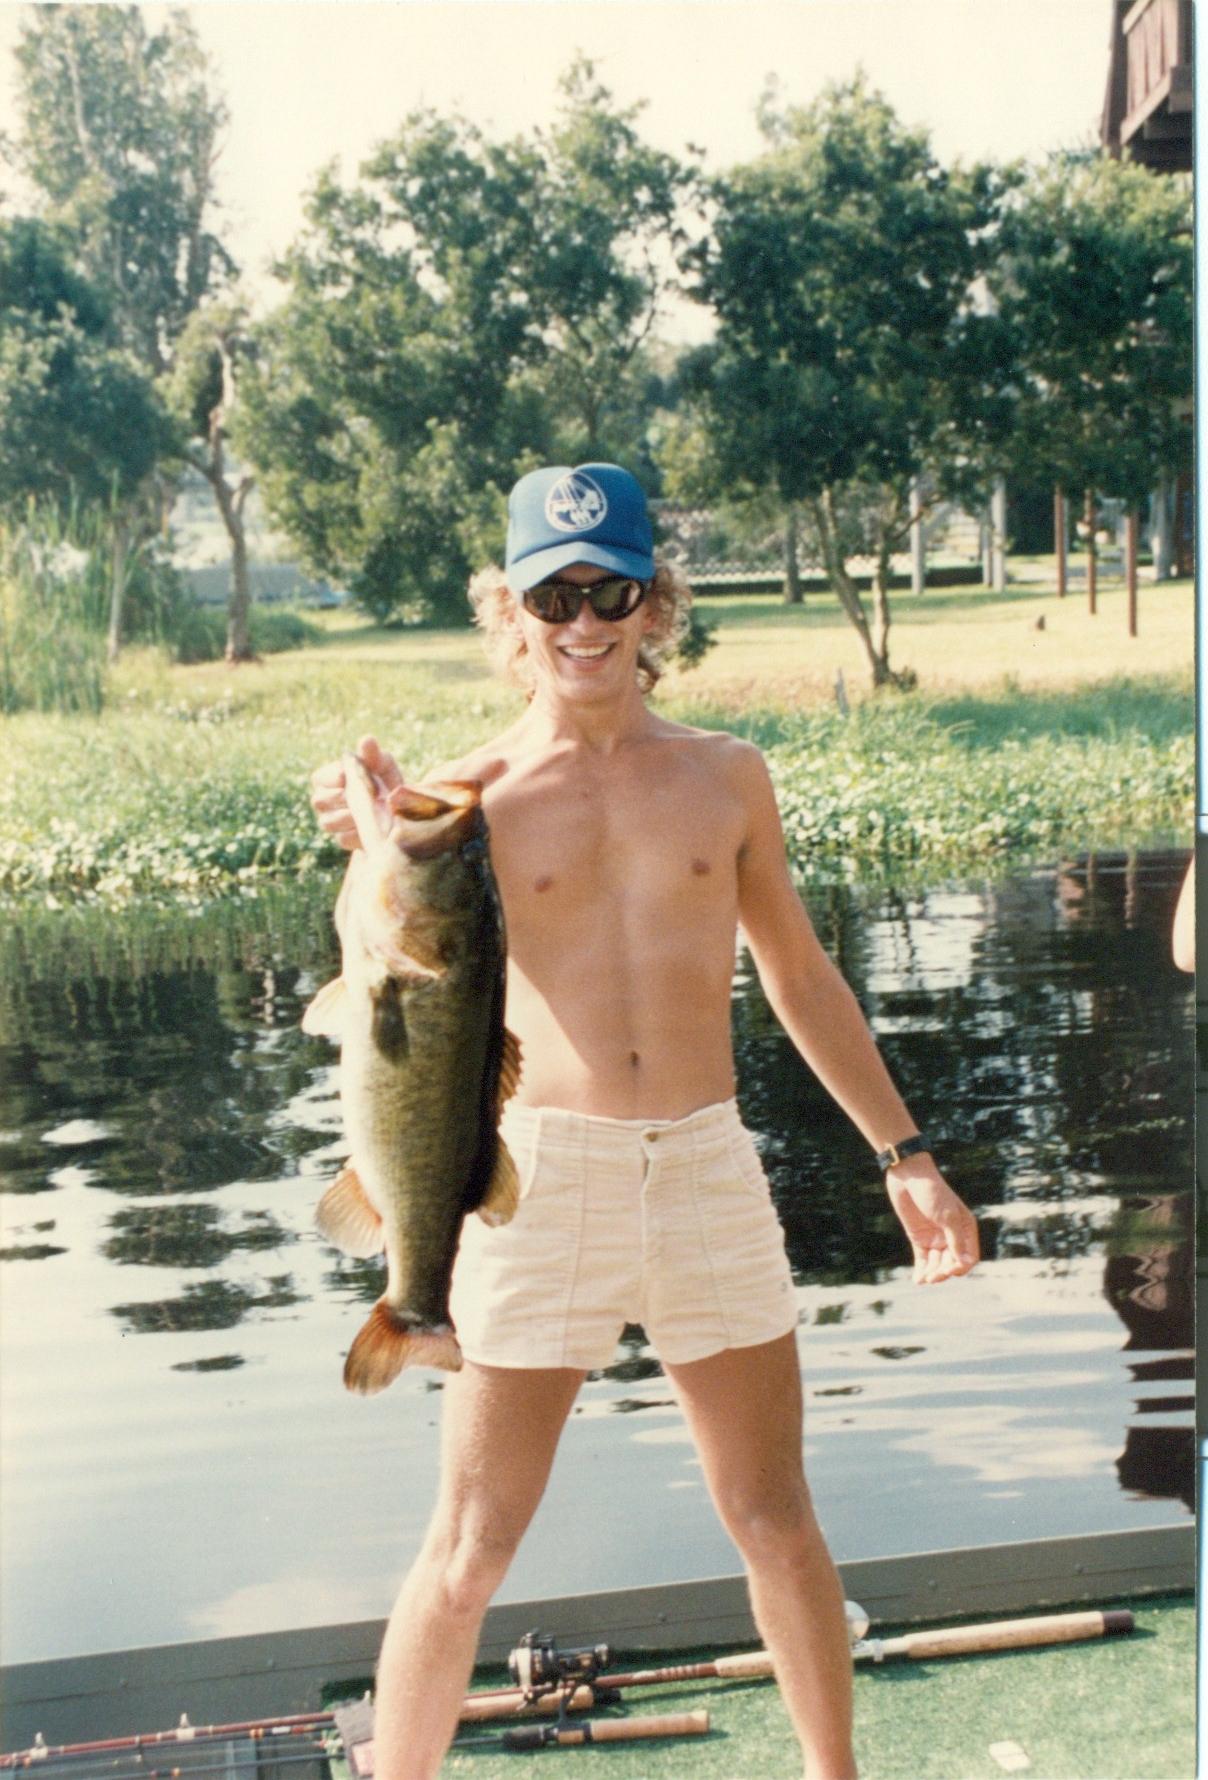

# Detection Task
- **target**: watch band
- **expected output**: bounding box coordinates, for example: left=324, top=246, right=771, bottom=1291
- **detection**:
left=876, top=1135, right=931, bottom=1172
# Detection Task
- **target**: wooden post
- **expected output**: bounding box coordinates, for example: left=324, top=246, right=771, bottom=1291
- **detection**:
left=1126, top=509, right=1138, bottom=637
left=1085, top=490, right=1097, bottom=615
left=1054, top=488, right=1067, bottom=597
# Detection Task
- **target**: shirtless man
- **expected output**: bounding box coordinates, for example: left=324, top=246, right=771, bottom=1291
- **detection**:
left=311, top=462, right=979, bottom=1780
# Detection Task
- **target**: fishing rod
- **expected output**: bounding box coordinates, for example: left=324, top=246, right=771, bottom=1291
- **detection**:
left=456, top=1607, right=1136, bottom=1721
left=0, top=1744, right=334, bottom=1780
left=1, top=1714, right=339, bottom=1768
left=481, top=1632, right=708, bottom=1753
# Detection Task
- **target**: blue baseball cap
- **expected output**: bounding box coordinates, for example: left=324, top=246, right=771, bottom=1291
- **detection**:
left=505, top=463, right=655, bottom=592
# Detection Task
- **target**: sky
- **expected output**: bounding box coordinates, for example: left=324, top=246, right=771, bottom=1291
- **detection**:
left=0, top=0, right=1116, bottom=324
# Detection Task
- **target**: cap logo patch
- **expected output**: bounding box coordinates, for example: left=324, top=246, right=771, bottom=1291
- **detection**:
left=545, top=471, right=608, bottom=534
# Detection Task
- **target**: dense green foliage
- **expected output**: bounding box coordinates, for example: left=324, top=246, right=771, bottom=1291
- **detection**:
left=4, top=5, right=240, bottom=669
left=674, top=75, right=1013, bottom=688
left=241, top=59, right=686, bottom=621
left=0, top=217, right=175, bottom=511
left=10, top=5, right=233, bottom=376
left=989, top=154, right=1193, bottom=504
left=0, top=652, right=1190, bottom=903
left=0, top=35, right=1193, bottom=673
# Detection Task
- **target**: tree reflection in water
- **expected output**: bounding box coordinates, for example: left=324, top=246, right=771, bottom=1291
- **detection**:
left=0, top=855, right=1194, bottom=1515
left=110, top=1274, right=301, bottom=1335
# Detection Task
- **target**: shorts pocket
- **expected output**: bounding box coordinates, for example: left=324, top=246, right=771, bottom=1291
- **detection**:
left=726, top=1125, right=772, bottom=1197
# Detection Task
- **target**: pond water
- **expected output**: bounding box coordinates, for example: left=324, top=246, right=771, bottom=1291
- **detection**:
left=0, top=852, right=1193, bottom=1665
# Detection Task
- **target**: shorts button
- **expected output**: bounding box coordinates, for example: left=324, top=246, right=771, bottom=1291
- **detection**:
left=644, top=1131, right=658, bottom=1143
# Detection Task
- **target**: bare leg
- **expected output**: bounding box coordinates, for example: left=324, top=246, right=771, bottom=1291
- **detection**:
left=373, top=1362, right=585, bottom=1780
left=664, top=1334, right=856, bottom=1780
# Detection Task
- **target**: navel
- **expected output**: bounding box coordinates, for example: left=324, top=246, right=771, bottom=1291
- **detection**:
left=691, top=858, right=711, bottom=877
left=534, top=875, right=554, bottom=893
left=629, top=1050, right=641, bottom=1068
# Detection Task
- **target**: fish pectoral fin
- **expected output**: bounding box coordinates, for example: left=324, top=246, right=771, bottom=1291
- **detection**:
left=315, top=1165, right=385, bottom=1258
left=301, top=977, right=349, bottom=1038
left=497, top=1028, right=523, bottom=1108
left=476, top=1136, right=519, bottom=1227
left=378, top=944, right=444, bottom=986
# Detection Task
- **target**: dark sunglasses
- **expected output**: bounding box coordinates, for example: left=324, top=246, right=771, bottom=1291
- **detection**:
left=522, top=575, right=648, bottom=624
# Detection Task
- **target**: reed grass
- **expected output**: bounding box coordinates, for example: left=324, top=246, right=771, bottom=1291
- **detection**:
left=0, top=505, right=110, bottom=715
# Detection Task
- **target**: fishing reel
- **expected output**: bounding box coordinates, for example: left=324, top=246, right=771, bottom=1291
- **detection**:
left=508, top=1630, right=612, bottom=1704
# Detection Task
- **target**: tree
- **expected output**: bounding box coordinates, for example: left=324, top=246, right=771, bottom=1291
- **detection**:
left=243, top=63, right=687, bottom=621
left=0, top=215, right=177, bottom=659
left=678, top=75, right=1011, bottom=688
left=10, top=4, right=233, bottom=376
left=169, top=300, right=258, bottom=661
left=515, top=56, right=687, bottom=468
left=9, top=3, right=236, bottom=654
left=0, top=216, right=171, bottom=510
left=240, top=151, right=521, bottom=621
left=988, top=152, right=1192, bottom=516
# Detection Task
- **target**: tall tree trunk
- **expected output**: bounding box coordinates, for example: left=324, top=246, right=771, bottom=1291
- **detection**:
left=909, top=477, right=925, bottom=596
left=224, top=502, right=252, bottom=663
left=811, top=489, right=892, bottom=689
left=209, top=466, right=254, bottom=663
left=871, top=525, right=894, bottom=682
left=204, top=329, right=257, bottom=664
left=989, top=477, right=1007, bottom=591
left=782, top=505, right=803, bottom=604
left=1150, top=473, right=1173, bottom=580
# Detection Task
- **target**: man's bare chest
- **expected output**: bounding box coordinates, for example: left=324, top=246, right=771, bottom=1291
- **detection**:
left=482, top=758, right=745, bottom=924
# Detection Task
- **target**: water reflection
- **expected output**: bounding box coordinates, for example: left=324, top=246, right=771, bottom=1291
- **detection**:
left=0, top=855, right=1194, bottom=1662
left=109, top=1273, right=302, bottom=1335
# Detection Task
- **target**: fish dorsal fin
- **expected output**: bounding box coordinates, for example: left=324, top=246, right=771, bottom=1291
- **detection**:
left=424, top=779, right=483, bottom=810
left=301, top=977, right=348, bottom=1038
left=475, top=1136, right=519, bottom=1227
left=315, top=1164, right=385, bottom=1258
left=389, top=785, right=454, bottom=820
left=497, top=1028, right=523, bottom=1108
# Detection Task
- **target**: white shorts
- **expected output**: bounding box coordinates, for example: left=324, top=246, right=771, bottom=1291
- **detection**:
left=449, top=1098, right=798, bottom=1370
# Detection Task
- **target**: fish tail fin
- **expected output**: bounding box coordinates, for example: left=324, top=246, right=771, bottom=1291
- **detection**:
left=343, top=1302, right=462, bottom=1394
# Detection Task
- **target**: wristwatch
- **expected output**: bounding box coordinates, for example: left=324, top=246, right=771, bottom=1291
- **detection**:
left=875, top=1135, right=931, bottom=1172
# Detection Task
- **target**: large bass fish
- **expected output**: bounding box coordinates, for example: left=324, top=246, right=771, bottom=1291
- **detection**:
left=302, top=756, right=520, bottom=1393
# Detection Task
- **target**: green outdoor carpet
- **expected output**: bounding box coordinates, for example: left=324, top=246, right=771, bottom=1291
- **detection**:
left=354, top=1592, right=1193, bottom=1780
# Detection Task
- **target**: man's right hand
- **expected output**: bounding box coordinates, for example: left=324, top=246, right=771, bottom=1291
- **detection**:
left=310, top=734, right=404, bottom=850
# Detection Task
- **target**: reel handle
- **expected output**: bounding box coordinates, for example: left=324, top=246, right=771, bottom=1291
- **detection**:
left=501, top=1710, right=710, bottom=1750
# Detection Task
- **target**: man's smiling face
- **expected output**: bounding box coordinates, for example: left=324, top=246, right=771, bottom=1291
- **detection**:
left=512, top=562, right=654, bottom=700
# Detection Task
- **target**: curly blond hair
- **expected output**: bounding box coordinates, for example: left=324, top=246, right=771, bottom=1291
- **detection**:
left=467, top=561, right=693, bottom=697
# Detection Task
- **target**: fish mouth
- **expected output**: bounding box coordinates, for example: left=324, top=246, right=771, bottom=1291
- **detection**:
left=388, top=780, right=484, bottom=859
left=341, top=756, right=484, bottom=858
